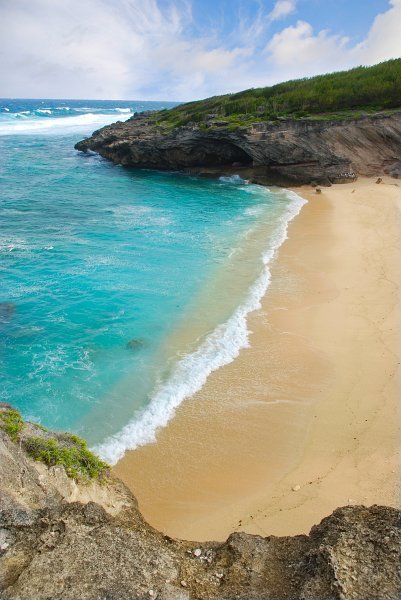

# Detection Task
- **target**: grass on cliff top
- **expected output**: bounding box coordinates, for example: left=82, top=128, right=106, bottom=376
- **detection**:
left=0, top=407, right=25, bottom=441
left=24, top=434, right=110, bottom=483
left=148, top=58, right=401, bottom=130
left=0, top=405, right=109, bottom=483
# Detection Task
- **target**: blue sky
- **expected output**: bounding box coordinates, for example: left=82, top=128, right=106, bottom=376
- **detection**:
left=188, top=0, right=389, bottom=43
left=0, top=0, right=400, bottom=100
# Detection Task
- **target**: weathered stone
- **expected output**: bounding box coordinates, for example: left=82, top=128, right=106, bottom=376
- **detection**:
left=1, top=406, right=401, bottom=599
left=75, top=112, right=401, bottom=186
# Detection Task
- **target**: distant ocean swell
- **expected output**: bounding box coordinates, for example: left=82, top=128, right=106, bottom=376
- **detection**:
left=0, top=109, right=134, bottom=135
left=0, top=101, right=175, bottom=135
left=95, top=189, right=307, bottom=465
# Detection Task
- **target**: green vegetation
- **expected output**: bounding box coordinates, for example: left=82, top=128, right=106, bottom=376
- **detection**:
left=0, top=407, right=24, bottom=441
left=34, top=423, right=48, bottom=432
left=0, top=406, right=108, bottom=482
left=150, top=59, right=401, bottom=130
left=24, top=435, right=109, bottom=483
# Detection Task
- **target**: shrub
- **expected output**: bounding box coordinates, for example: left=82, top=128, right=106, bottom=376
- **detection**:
left=0, top=408, right=24, bottom=441
left=24, top=435, right=109, bottom=482
left=150, top=59, right=401, bottom=129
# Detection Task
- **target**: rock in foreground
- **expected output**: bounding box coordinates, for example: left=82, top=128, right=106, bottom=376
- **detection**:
left=1, top=404, right=400, bottom=599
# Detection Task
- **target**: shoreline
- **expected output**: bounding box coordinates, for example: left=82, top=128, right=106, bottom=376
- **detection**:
left=95, top=184, right=306, bottom=464
left=114, top=177, right=401, bottom=541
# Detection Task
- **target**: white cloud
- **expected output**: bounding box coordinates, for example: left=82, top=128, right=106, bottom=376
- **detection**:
left=266, top=21, right=350, bottom=77
left=0, top=0, right=192, bottom=99
left=265, top=1, right=401, bottom=81
left=0, top=0, right=400, bottom=101
left=267, top=0, right=297, bottom=23
left=353, top=0, right=401, bottom=64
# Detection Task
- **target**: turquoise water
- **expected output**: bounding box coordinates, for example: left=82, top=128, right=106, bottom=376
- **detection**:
left=0, top=99, right=305, bottom=463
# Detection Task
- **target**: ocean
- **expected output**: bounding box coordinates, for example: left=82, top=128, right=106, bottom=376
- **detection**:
left=0, top=98, right=305, bottom=464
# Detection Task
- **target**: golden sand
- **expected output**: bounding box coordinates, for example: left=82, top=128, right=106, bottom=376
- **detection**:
left=114, top=177, right=401, bottom=541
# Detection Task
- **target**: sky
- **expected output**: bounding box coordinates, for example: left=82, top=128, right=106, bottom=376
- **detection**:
left=0, top=0, right=400, bottom=101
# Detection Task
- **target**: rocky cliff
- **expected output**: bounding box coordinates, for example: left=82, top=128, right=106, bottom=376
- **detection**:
left=75, top=112, right=401, bottom=186
left=1, top=404, right=400, bottom=600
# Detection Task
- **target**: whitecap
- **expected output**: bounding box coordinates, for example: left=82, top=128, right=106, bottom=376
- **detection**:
left=0, top=111, right=133, bottom=136
left=219, top=174, right=249, bottom=184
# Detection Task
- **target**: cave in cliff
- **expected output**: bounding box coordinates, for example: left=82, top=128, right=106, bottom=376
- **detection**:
left=188, top=139, right=253, bottom=167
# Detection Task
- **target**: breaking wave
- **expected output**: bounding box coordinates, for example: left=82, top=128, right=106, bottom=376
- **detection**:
left=0, top=111, right=133, bottom=136
left=95, top=190, right=307, bottom=464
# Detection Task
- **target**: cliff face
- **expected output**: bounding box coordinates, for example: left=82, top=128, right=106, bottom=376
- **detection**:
left=1, top=404, right=400, bottom=600
left=75, top=112, right=401, bottom=186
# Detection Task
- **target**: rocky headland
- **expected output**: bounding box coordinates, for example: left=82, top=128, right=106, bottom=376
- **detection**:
left=1, top=404, right=400, bottom=600
left=75, top=111, right=401, bottom=186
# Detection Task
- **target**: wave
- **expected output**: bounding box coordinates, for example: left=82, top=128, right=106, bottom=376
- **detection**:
left=94, top=189, right=307, bottom=465
left=0, top=111, right=133, bottom=136
left=219, top=174, right=249, bottom=184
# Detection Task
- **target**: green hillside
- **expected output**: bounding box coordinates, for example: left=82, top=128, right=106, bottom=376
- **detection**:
left=151, top=58, right=401, bottom=130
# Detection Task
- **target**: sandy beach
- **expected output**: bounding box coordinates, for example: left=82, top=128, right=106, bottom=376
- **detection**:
left=114, top=177, right=401, bottom=542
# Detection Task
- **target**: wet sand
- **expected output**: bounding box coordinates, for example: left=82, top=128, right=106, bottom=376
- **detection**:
left=114, top=177, right=401, bottom=541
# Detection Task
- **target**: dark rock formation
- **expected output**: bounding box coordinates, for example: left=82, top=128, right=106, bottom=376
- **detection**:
left=0, top=303, right=15, bottom=325
left=75, top=112, right=401, bottom=186
left=1, top=405, right=400, bottom=599
left=126, top=338, right=146, bottom=351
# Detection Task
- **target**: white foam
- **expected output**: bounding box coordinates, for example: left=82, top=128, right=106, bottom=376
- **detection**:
left=115, top=108, right=131, bottom=113
left=244, top=205, right=265, bottom=217
left=219, top=174, right=249, bottom=184
left=0, top=112, right=133, bottom=136
left=94, top=189, right=307, bottom=464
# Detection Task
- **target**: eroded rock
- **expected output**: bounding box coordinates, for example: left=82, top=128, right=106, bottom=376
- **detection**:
left=75, top=112, right=401, bottom=186
left=1, top=406, right=400, bottom=599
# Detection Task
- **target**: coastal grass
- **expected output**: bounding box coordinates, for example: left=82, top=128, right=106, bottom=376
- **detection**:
left=0, top=406, right=109, bottom=483
left=149, top=59, right=401, bottom=130
left=24, top=435, right=110, bottom=483
left=0, top=407, right=25, bottom=441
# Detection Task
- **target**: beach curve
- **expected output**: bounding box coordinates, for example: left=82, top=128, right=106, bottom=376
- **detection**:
left=113, top=177, right=401, bottom=541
